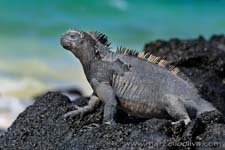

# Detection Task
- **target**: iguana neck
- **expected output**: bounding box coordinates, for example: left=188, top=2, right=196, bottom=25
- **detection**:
left=81, top=44, right=112, bottom=82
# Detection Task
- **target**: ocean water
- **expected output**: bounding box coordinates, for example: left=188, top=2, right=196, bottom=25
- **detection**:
left=0, top=0, right=225, bottom=98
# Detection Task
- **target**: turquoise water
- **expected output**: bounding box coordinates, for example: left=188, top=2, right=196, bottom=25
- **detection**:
left=0, top=0, right=225, bottom=96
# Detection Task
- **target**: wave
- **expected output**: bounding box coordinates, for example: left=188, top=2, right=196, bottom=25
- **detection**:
left=0, top=76, right=49, bottom=99
left=0, top=95, right=34, bottom=129
left=0, top=58, right=92, bottom=98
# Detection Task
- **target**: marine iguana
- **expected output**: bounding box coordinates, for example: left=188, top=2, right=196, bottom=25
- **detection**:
left=60, top=28, right=218, bottom=125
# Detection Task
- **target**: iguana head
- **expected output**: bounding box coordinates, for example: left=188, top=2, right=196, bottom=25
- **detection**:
left=60, top=28, right=110, bottom=64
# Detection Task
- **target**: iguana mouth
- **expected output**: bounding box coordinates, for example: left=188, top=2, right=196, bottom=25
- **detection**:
left=60, top=38, right=71, bottom=50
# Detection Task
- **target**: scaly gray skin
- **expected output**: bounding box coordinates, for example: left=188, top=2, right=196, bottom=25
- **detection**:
left=60, top=28, right=218, bottom=125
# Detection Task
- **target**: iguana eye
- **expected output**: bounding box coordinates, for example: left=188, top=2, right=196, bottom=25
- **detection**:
left=70, top=35, right=75, bottom=39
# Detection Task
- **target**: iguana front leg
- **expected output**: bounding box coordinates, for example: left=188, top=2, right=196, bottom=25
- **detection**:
left=64, top=95, right=100, bottom=118
left=92, top=79, right=118, bottom=124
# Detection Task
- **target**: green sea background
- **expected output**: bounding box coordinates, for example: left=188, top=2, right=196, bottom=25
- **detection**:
left=1, top=0, right=225, bottom=98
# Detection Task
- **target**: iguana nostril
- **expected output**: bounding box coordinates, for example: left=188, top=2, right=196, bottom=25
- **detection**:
left=60, top=38, right=71, bottom=50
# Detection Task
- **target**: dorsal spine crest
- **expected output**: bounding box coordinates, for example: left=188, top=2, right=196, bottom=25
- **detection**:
left=93, top=31, right=111, bottom=47
left=116, top=46, right=138, bottom=56
left=116, top=47, right=194, bottom=84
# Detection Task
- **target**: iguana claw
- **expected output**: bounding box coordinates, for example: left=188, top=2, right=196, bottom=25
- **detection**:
left=171, top=118, right=191, bottom=126
left=103, top=120, right=116, bottom=125
left=82, top=123, right=100, bottom=129
left=63, top=95, right=100, bottom=119
left=64, top=104, right=84, bottom=118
